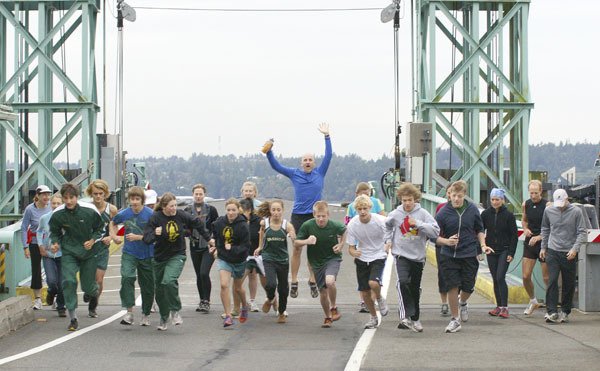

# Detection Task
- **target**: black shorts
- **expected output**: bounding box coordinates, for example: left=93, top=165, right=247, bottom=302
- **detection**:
left=291, top=213, right=314, bottom=234
left=438, top=254, right=479, bottom=293
left=355, top=258, right=386, bottom=291
left=314, top=259, right=341, bottom=290
left=523, top=238, right=544, bottom=262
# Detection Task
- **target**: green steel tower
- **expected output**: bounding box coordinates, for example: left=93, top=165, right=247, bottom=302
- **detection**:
left=413, top=0, right=533, bottom=207
left=0, top=0, right=100, bottom=220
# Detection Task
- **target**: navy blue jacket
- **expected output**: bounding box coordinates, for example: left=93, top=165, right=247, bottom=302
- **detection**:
left=435, top=201, right=484, bottom=258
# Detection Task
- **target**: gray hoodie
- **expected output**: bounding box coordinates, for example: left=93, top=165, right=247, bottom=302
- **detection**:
left=384, top=203, right=440, bottom=262
left=541, top=204, right=587, bottom=253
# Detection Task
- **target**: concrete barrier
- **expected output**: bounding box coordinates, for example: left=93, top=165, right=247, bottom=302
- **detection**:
left=0, top=295, right=34, bottom=338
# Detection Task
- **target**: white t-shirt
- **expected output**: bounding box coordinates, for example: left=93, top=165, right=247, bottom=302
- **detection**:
left=346, top=213, right=388, bottom=262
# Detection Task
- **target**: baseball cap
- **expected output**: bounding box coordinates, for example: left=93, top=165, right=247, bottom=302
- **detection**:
left=36, top=185, right=52, bottom=194
left=144, top=189, right=158, bottom=205
left=553, top=188, right=568, bottom=207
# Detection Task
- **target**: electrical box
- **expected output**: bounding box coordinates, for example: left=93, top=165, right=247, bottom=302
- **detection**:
left=97, top=133, right=120, bottom=190
left=406, top=122, right=433, bottom=157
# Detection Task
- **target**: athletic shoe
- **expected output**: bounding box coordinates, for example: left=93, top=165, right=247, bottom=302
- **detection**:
left=364, top=316, right=379, bottom=329
left=524, top=301, right=540, bottom=315
left=223, top=315, right=233, bottom=327
left=171, top=311, right=183, bottom=325
left=498, top=308, right=510, bottom=319
left=57, top=309, right=67, bottom=317
left=377, top=297, right=389, bottom=317
left=88, top=296, right=98, bottom=318
left=157, top=318, right=168, bottom=331
left=330, top=307, right=341, bottom=321
left=239, top=306, right=249, bottom=323
left=290, top=282, right=299, bottom=298
left=413, top=320, right=424, bottom=332
left=488, top=307, right=501, bottom=316
left=321, top=317, right=333, bottom=328
left=440, top=303, right=450, bottom=317
left=445, top=319, right=461, bottom=333
left=359, top=301, right=369, bottom=313
left=459, top=302, right=469, bottom=322
left=262, top=298, right=273, bottom=313
left=559, top=312, right=569, bottom=323
left=545, top=312, right=560, bottom=323
left=277, top=314, right=287, bottom=324
left=46, top=291, right=55, bottom=307
left=196, top=302, right=204, bottom=312
left=68, top=319, right=78, bottom=331
left=196, top=301, right=210, bottom=313
left=140, top=315, right=150, bottom=326
left=283, top=310, right=288, bottom=317
left=83, top=293, right=90, bottom=303
left=309, top=281, right=319, bottom=298
left=397, top=318, right=410, bottom=329
left=204, top=302, right=210, bottom=313
left=151, top=301, right=158, bottom=313
left=33, top=297, right=42, bottom=310
left=120, top=312, right=134, bottom=325
left=250, top=300, right=260, bottom=313
left=52, top=302, right=57, bottom=310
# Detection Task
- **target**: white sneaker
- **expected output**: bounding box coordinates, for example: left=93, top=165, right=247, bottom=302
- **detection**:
left=397, top=318, right=412, bottom=329
left=250, top=300, right=260, bottom=313
left=51, top=302, right=57, bottom=310
left=377, top=297, right=389, bottom=317
left=524, top=301, right=540, bottom=315
left=33, top=297, right=42, bottom=310
left=459, top=302, right=469, bottom=322
left=364, top=316, right=379, bottom=329
left=157, top=318, right=168, bottom=331
left=413, top=320, right=423, bottom=332
left=445, top=319, right=461, bottom=333
left=171, top=310, right=183, bottom=325
left=120, top=312, right=134, bottom=325
left=559, top=312, right=569, bottom=323
left=140, top=315, right=150, bottom=326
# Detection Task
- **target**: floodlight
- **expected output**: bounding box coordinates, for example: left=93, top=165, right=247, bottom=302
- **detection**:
left=381, top=0, right=400, bottom=23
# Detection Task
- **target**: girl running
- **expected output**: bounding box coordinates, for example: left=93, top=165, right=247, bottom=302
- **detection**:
left=21, top=185, right=53, bottom=310
left=143, top=192, right=214, bottom=331
left=255, top=200, right=296, bottom=323
left=85, top=179, right=118, bottom=318
left=213, top=198, right=251, bottom=327
left=481, top=188, right=518, bottom=318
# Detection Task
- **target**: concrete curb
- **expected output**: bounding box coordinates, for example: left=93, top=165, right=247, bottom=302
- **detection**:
left=0, top=296, right=34, bottom=338
left=426, top=244, right=529, bottom=304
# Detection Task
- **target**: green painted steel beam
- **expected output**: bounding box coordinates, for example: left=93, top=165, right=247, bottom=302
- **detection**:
left=10, top=102, right=99, bottom=112
left=414, top=0, right=532, bottom=208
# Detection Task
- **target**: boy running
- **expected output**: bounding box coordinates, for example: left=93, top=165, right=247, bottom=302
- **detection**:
left=347, top=195, right=390, bottom=329
left=48, top=183, right=105, bottom=331
left=385, top=183, right=439, bottom=332
left=435, top=180, right=492, bottom=333
left=110, top=186, right=155, bottom=326
left=294, top=201, right=346, bottom=328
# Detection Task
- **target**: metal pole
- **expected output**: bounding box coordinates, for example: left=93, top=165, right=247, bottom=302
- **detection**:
left=393, top=2, right=401, bottom=172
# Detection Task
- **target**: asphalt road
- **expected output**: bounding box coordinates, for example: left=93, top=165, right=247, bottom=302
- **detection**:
left=2, top=200, right=600, bottom=370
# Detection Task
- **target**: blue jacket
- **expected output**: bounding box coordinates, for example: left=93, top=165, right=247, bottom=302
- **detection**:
left=435, top=201, right=484, bottom=258
left=267, top=136, right=332, bottom=214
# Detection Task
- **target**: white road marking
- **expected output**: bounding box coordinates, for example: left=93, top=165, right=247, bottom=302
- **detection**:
left=344, top=252, right=394, bottom=371
left=0, top=295, right=143, bottom=366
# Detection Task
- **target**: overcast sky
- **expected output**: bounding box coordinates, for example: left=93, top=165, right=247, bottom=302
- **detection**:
left=100, top=0, right=600, bottom=161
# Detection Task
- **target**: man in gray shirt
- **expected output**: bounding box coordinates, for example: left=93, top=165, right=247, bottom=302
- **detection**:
left=540, top=188, right=587, bottom=323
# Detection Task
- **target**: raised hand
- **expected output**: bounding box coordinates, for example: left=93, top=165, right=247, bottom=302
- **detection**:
left=318, top=122, right=330, bottom=136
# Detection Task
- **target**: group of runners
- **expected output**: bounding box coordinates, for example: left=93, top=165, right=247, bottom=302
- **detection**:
left=20, top=123, right=588, bottom=333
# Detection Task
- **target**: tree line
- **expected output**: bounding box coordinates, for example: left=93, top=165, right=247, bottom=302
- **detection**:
left=131, top=142, right=599, bottom=202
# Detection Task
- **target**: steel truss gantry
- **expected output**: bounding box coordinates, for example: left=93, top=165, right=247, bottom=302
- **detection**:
left=0, top=0, right=100, bottom=217
left=414, top=0, right=533, bottom=207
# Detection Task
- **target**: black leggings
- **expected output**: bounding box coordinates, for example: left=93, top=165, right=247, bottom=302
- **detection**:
left=264, top=260, right=289, bottom=315
left=29, top=243, right=43, bottom=290
left=487, top=250, right=510, bottom=307
left=190, top=249, right=215, bottom=302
